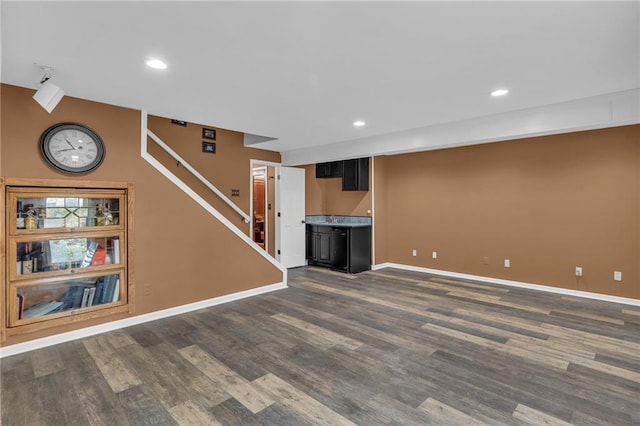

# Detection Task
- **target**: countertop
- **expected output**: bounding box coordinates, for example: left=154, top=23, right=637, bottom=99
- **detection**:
left=305, top=215, right=372, bottom=228
left=307, top=222, right=372, bottom=228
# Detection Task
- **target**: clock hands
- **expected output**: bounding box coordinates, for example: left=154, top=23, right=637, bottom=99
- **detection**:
left=63, top=136, right=77, bottom=150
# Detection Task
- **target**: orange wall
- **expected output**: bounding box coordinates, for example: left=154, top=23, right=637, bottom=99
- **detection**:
left=373, top=156, right=389, bottom=265
left=377, top=125, right=640, bottom=299
left=303, top=162, right=372, bottom=217
left=304, top=164, right=326, bottom=214
left=0, top=84, right=283, bottom=345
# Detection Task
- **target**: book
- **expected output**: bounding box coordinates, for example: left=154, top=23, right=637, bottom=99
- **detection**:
left=80, top=287, right=90, bottom=308
left=112, top=279, right=120, bottom=303
left=80, top=242, right=99, bottom=268
left=94, top=279, right=104, bottom=305
left=113, top=239, right=121, bottom=264
left=87, top=287, right=96, bottom=306
left=71, top=284, right=87, bottom=308
left=17, top=293, right=25, bottom=320
left=22, top=301, right=64, bottom=319
left=60, top=285, right=81, bottom=309
left=101, top=275, right=117, bottom=304
left=91, top=246, right=107, bottom=266
left=22, top=259, right=34, bottom=274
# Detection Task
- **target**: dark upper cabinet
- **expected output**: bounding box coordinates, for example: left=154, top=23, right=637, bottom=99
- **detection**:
left=315, top=161, right=343, bottom=179
left=330, top=161, right=344, bottom=178
left=342, top=157, right=369, bottom=191
left=316, top=157, right=368, bottom=191
left=315, top=162, right=331, bottom=178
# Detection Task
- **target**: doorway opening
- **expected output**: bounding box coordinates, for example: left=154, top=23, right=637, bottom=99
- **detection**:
left=251, top=165, right=276, bottom=257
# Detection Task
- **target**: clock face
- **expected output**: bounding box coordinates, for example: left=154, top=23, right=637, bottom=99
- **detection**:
left=40, top=123, right=105, bottom=174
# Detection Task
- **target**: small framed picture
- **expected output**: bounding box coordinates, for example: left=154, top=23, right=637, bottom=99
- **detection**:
left=202, top=128, right=216, bottom=140
left=171, top=119, right=187, bottom=127
left=202, top=142, right=216, bottom=153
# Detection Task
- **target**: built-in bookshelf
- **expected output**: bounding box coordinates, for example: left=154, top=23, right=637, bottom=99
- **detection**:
left=1, top=178, right=134, bottom=340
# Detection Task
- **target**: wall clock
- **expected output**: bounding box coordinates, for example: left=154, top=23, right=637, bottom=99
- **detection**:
left=40, top=122, right=105, bottom=174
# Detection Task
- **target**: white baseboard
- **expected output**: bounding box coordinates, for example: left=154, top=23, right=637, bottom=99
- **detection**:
left=0, top=281, right=287, bottom=358
left=372, top=262, right=640, bottom=307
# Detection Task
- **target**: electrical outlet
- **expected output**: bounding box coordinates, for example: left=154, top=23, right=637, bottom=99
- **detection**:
left=143, top=285, right=152, bottom=296
left=504, top=259, right=510, bottom=268
left=575, top=267, right=583, bottom=277
left=412, top=249, right=417, bottom=257
left=482, top=256, right=489, bottom=265
left=432, top=251, right=437, bottom=259
left=614, top=271, right=622, bottom=281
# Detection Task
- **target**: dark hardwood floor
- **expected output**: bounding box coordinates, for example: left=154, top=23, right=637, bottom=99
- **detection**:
left=2, top=266, right=639, bottom=425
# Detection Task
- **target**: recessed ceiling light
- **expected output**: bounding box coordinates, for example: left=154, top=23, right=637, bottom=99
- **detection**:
left=146, top=58, right=167, bottom=69
left=490, top=88, right=509, bottom=97
left=353, top=120, right=366, bottom=127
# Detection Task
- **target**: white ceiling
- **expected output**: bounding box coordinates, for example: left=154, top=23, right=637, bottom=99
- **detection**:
left=2, top=1, right=639, bottom=163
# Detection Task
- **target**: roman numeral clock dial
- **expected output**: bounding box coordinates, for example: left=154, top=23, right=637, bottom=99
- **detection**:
left=40, top=123, right=105, bottom=174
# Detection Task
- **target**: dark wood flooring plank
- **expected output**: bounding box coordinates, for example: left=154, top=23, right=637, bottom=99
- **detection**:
left=113, top=341, right=195, bottom=411
left=1, top=368, right=47, bottom=426
left=178, top=344, right=274, bottom=414
left=167, top=399, right=223, bottom=425
left=126, top=324, right=164, bottom=348
left=30, top=345, right=66, bottom=378
left=207, top=397, right=261, bottom=426
left=252, top=373, right=356, bottom=425
left=117, top=385, right=177, bottom=426
left=141, top=341, right=232, bottom=409
left=63, top=341, right=133, bottom=426
left=82, top=336, right=142, bottom=393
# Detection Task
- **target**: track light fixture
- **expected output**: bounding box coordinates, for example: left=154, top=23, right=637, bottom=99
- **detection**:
left=33, top=65, right=65, bottom=113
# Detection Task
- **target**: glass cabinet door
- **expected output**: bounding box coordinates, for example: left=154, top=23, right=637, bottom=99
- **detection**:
left=10, top=234, right=124, bottom=280
left=10, top=273, right=122, bottom=326
left=9, top=190, right=124, bottom=232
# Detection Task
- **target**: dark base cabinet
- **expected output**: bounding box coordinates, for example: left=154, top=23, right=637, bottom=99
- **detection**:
left=306, top=225, right=371, bottom=273
left=306, top=226, right=332, bottom=266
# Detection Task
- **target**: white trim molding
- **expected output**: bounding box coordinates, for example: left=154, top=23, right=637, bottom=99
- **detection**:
left=0, top=282, right=286, bottom=358
left=372, top=262, right=640, bottom=307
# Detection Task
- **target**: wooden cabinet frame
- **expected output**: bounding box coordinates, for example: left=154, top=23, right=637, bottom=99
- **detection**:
left=1, top=177, right=135, bottom=342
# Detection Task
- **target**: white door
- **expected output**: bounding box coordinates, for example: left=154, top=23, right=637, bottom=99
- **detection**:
left=277, top=166, right=306, bottom=268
